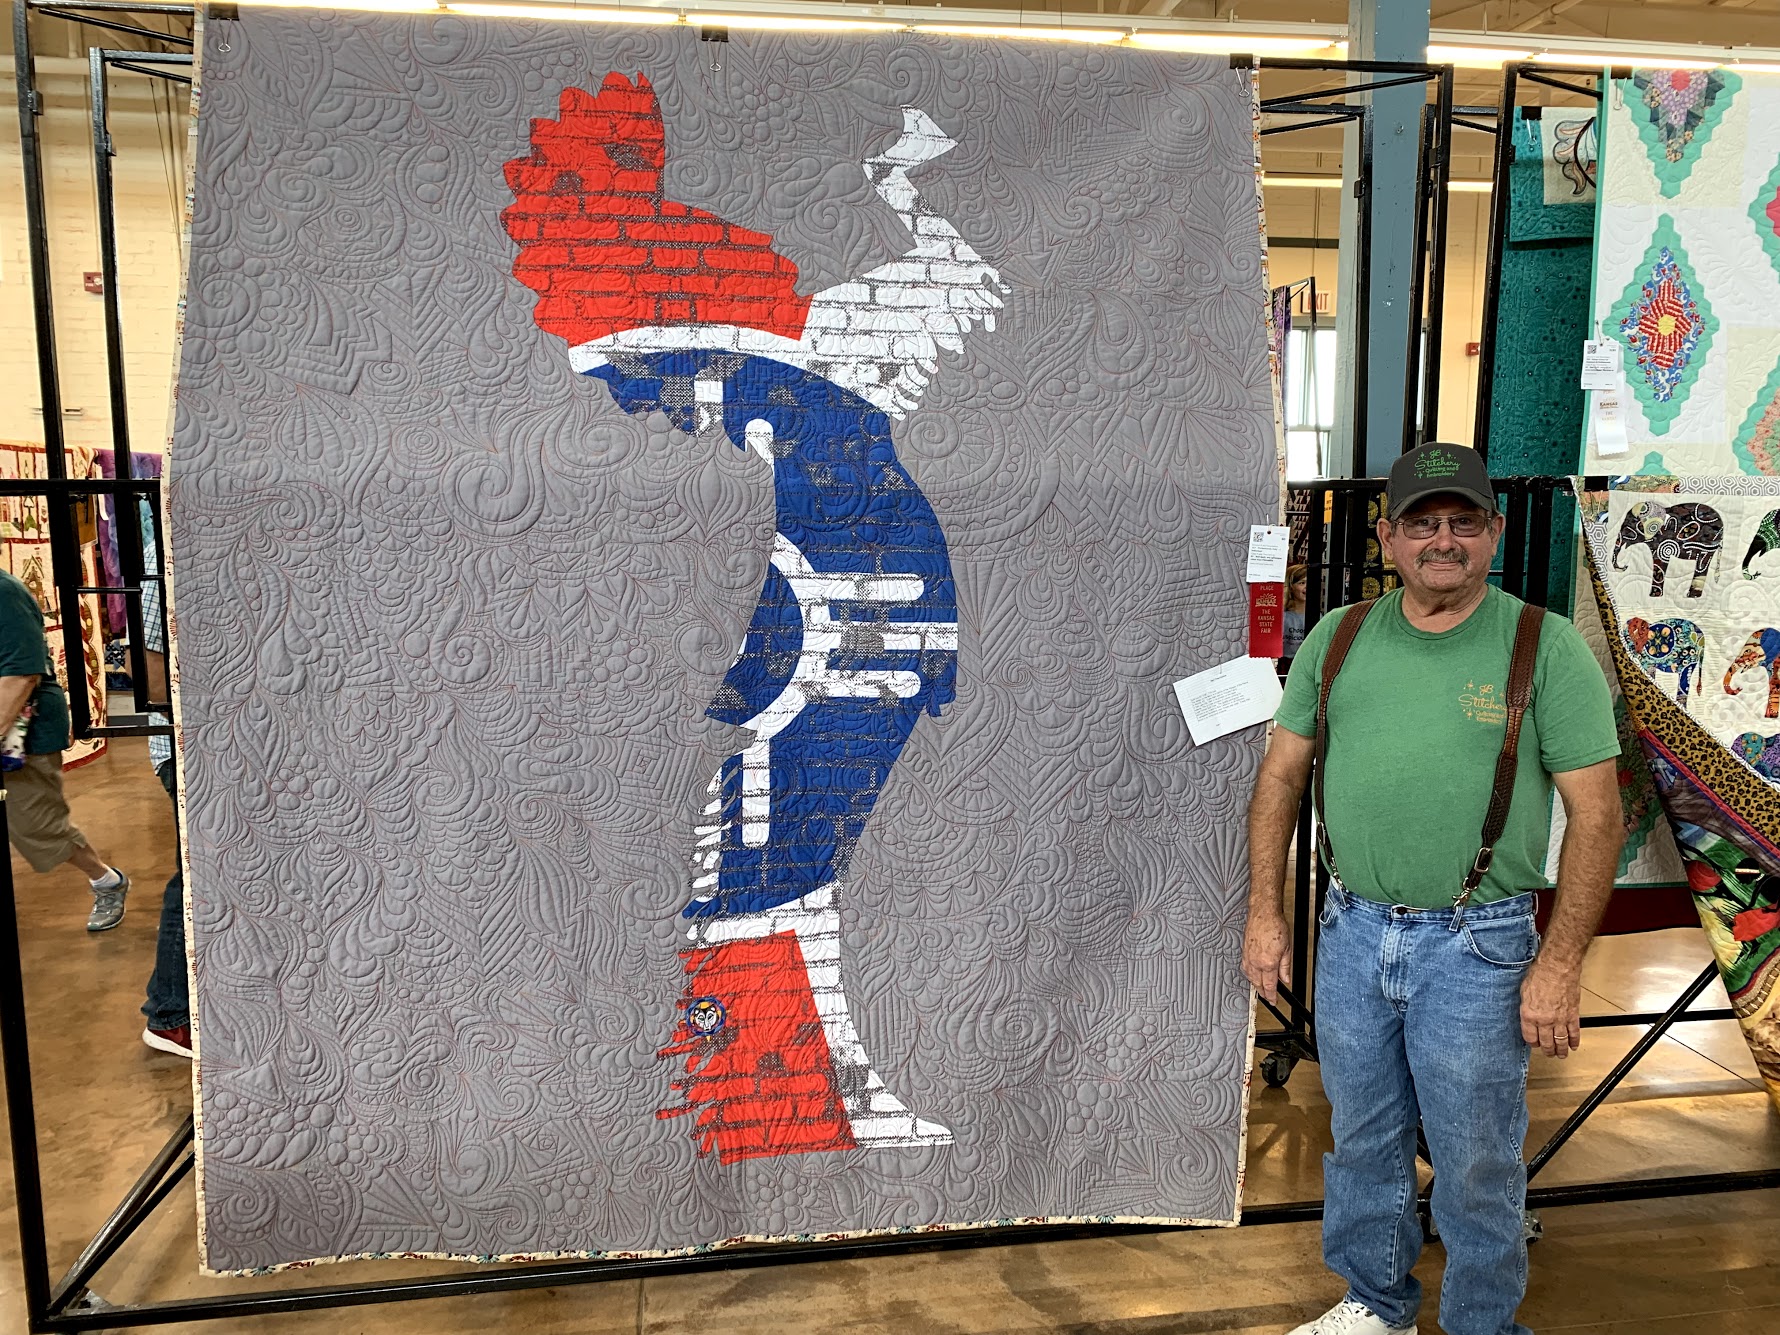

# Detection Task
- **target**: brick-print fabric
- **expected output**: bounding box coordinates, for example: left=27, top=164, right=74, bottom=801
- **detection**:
left=504, top=77, right=984, bottom=1162
left=170, top=13, right=1279, bottom=1272
left=504, top=77, right=812, bottom=343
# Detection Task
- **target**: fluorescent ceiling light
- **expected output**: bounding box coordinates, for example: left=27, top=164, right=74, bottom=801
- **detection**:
left=1262, top=175, right=1491, bottom=192
left=1426, top=44, right=1531, bottom=68
left=246, top=0, right=442, bottom=9
left=916, top=23, right=1127, bottom=44
left=1130, top=32, right=1342, bottom=54
left=446, top=2, right=679, bottom=19
left=1732, top=62, right=1780, bottom=74
left=691, top=12, right=901, bottom=29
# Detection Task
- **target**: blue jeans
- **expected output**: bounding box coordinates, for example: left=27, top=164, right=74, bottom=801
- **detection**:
left=142, top=760, right=188, bottom=1031
left=1315, top=883, right=1536, bottom=1335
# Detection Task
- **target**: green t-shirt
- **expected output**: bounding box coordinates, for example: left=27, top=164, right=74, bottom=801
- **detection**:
left=1276, top=586, right=1618, bottom=908
left=0, top=571, right=71, bottom=755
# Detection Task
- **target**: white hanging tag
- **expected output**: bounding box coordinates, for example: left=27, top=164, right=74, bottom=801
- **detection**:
left=1592, top=386, right=1630, bottom=457
left=1580, top=337, right=1622, bottom=392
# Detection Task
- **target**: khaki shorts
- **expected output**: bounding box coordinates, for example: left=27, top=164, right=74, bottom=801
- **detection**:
left=5, top=752, right=89, bottom=873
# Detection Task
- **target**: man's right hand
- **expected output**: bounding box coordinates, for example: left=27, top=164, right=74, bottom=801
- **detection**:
left=1244, top=725, right=1312, bottom=1009
left=1242, top=911, right=1292, bottom=1005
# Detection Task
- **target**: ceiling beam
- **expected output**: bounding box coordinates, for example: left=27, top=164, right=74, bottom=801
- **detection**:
left=1509, top=0, right=1589, bottom=31
left=1559, top=0, right=1780, bottom=14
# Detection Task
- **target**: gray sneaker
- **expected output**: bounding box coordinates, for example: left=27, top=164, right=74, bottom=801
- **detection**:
left=86, top=869, right=129, bottom=932
left=1287, top=1301, right=1416, bottom=1335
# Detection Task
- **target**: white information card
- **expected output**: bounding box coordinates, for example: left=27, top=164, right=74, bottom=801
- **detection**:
left=1173, top=655, right=1285, bottom=747
left=1246, top=525, right=1290, bottom=583
left=1579, top=338, right=1622, bottom=392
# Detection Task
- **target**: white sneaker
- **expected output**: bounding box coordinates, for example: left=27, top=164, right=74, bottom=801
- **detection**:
left=1287, top=1299, right=1417, bottom=1335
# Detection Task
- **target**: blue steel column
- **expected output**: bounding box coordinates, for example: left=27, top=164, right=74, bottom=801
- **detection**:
left=1331, top=0, right=1429, bottom=477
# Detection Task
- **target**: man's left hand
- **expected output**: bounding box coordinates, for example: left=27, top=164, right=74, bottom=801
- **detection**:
left=1521, top=957, right=1583, bottom=1059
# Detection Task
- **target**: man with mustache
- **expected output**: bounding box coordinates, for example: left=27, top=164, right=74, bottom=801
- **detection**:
left=1244, top=443, right=1623, bottom=1335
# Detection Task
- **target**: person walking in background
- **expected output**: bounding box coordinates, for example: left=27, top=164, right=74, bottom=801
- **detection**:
left=137, top=531, right=190, bottom=1059
left=1283, top=562, right=1311, bottom=662
left=0, top=569, right=129, bottom=929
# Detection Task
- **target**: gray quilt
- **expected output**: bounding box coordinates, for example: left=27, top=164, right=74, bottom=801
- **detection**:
left=169, top=11, right=1277, bottom=1272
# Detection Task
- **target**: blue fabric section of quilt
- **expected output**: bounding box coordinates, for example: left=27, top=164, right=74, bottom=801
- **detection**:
left=590, top=352, right=956, bottom=918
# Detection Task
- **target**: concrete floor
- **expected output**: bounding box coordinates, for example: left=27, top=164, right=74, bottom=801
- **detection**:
left=2, top=738, right=1777, bottom=1334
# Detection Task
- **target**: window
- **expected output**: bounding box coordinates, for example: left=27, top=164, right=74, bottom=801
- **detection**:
left=1284, top=323, right=1337, bottom=481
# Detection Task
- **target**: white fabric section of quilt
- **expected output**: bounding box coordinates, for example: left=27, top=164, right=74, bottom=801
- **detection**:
left=1589, top=71, right=1780, bottom=477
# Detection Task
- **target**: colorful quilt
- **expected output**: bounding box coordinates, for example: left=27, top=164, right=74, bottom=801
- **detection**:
left=1578, top=477, right=1780, bottom=1106
left=168, top=14, right=1279, bottom=1271
left=92, top=449, right=163, bottom=640
left=1587, top=68, right=1780, bottom=477
left=1489, top=115, right=1596, bottom=488
left=0, top=442, right=107, bottom=768
left=1542, top=555, right=1688, bottom=891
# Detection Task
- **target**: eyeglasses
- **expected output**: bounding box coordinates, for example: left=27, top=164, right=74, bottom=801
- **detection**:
left=1394, top=513, right=1491, bottom=540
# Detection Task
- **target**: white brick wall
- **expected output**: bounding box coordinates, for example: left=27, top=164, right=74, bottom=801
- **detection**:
left=1, top=59, right=188, bottom=455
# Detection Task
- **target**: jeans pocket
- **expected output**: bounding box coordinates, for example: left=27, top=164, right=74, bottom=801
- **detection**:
left=1461, top=915, right=1539, bottom=968
left=1317, top=889, right=1341, bottom=930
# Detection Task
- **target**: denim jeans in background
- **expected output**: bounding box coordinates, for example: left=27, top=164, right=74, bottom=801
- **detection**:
left=1315, top=882, right=1537, bottom=1335
left=142, top=760, right=188, bottom=1031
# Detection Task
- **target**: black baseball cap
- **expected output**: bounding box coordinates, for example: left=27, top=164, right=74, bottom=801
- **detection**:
left=1386, top=442, right=1498, bottom=521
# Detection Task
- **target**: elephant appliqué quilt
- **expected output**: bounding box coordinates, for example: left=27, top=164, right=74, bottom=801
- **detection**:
left=165, top=13, right=1280, bottom=1271
left=1587, top=68, right=1780, bottom=476
left=1580, top=478, right=1780, bottom=1104
left=1544, top=557, right=1687, bottom=892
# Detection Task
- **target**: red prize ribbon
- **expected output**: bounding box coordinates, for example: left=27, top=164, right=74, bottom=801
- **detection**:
left=1248, top=581, right=1284, bottom=658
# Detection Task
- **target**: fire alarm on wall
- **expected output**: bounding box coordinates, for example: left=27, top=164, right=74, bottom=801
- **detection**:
left=1465, top=341, right=1481, bottom=356
left=83, top=272, right=104, bottom=295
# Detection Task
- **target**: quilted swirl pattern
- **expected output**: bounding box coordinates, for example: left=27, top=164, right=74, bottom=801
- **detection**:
left=170, top=12, right=1278, bottom=1271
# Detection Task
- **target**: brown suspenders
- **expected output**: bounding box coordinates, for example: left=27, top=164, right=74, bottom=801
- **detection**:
left=1312, top=600, right=1375, bottom=889
left=1312, top=598, right=1546, bottom=907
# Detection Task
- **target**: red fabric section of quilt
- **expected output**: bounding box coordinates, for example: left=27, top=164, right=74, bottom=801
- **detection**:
left=501, top=74, right=811, bottom=346
left=1629, top=274, right=1697, bottom=375
left=658, top=933, right=856, bottom=1165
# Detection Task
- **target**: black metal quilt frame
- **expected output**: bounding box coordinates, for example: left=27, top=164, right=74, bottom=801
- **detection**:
left=8, top=9, right=1775, bottom=1326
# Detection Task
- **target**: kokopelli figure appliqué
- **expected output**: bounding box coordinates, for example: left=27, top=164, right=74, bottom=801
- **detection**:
left=503, top=76, right=1005, bottom=1164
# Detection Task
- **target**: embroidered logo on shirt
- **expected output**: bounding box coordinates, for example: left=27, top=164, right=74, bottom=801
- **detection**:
left=1460, top=681, right=1507, bottom=726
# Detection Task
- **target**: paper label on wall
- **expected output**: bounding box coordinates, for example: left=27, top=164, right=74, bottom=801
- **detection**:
left=1245, top=525, right=1290, bottom=583
left=1580, top=338, right=1623, bottom=392
left=1173, top=656, right=1285, bottom=746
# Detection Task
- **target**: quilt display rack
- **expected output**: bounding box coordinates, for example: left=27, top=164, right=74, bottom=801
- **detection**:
left=7, top=5, right=1777, bottom=1326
